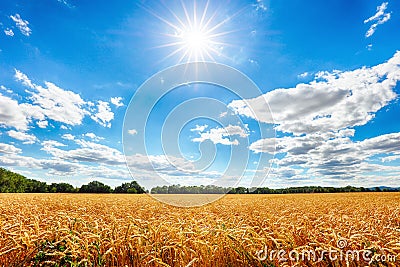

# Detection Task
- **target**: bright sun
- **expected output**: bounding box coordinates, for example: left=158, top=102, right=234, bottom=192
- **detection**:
left=178, top=27, right=212, bottom=61
left=182, top=29, right=209, bottom=51
left=148, top=1, right=234, bottom=63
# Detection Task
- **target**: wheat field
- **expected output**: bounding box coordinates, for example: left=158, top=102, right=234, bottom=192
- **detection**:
left=0, top=193, right=399, bottom=266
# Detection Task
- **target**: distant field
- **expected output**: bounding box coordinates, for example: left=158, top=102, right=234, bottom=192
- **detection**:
left=0, top=193, right=399, bottom=266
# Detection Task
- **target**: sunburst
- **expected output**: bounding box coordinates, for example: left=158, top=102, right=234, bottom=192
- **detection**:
left=147, top=1, right=238, bottom=63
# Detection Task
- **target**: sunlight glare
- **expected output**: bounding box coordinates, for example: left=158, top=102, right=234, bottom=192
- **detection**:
left=148, top=1, right=235, bottom=63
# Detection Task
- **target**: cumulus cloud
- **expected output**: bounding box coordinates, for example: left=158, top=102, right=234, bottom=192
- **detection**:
left=229, top=51, right=400, bottom=135
left=12, top=70, right=120, bottom=129
left=27, top=81, right=88, bottom=126
left=192, top=124, right=248, bottom=146
left=0, top=151, right=126, bottom=179
left=126, top=154, right=196, bottom=175
left=364, top=2, right=391, bottom=38
left=61, top=133, right=75, bottom=140
left=0, top=143, right=21, bottom=154
left=84, top=132, right=104, bottom=141
left=37, top=120, right=48, bottom=128
left=249, top=138, right=276, bottom=154
left=7, top=130, right=38, bottom=144
left=381, top=154, right=400, bottom=162
left=4, top=29, right=14, bottom=36
left=41, top=139, right=124, bottom=165
left=91, top=101, right=114, bottom=128
left=110, top=97, right=124, bottom=107
left=298, top=72, right=310, bottom=78
left=190, top=124, right=208, bottom=132
left=14, top=69, right=89, bottom=127
left=42, top=140, right=66, bottom=148
left=250, top=129, right=354, bottom=154
left=125, top=153, right=222, bottom=187
left=231, top=52, right=400, bottom=185
left=10, top=14, right=31, bottom=36
left=261, top=132, right=400, bottom=181
left=0, top=85, right=13, bottom=94
left=14, top=69, right=35, bottom=88
left=0, top=93, right=30, bottom=130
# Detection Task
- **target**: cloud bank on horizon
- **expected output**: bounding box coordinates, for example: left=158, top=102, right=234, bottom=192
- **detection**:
left=0, top=0, right=399, bottom=188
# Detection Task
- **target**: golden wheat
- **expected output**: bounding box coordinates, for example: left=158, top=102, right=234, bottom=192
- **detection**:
left=0, top=193, right=399, bottom=266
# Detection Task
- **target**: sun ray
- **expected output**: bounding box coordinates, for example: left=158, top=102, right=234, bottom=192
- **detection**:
left=208, top=29, right=241, bottom=39
left=155, top=45, right=187, bottom=66
left=152, top=41, right=185, bottom=49
left=143, top=6, right=181, bottom=33
left=193, top=0, right=197, bottom=28
left=163, top=4, right=187, bottom=30
left=199, top=0, right=210, bottom=28
left=205, top=7, right=245, bottom=35
left=181, top=0, right=193, bottom=29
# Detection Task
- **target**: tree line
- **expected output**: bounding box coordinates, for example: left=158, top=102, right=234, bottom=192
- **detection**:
left=1, top=168, right=398, bottom=194
left=150, top=184, right=400, bottom=194
left=0, top=168, right=145, bottom=193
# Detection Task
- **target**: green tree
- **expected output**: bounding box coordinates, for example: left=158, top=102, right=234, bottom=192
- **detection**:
left=114, top=181, right=146, bottom=194
left=49, top=182, right=76, bottom=193
left=79, top=181, right=112, bottom=193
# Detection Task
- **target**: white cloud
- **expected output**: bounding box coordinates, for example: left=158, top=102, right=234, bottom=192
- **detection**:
left=4, top=29, right=14, bottom=36
left=41, top=139, right=125, bottom=165
left=7, top=130, right=37, bottom=144
left=249, top=138, right=276, bottom=154
left=219, top=111, right=228, bottom=118
left=125, top=153, right=222, bottom=187
left=298, top=72, right=310, bottom=78
left=190, top=124, right=208, bottom=132
left=61, top=133, right=75, bottom=140
left=0, top=141, right=131, bottom=185
left=192, top=124, right=248, bottom=146
left=0, top=85, right=13, bottom=94
left=262, top=132, right=400, bottom=182
left=128, top=129, right=138, bottom=135
left=110, top=97, right=124, bottom=107
left=250, top=129, right=355, bottom=154
left=10, top=14, right=31, bottom=36
left=0, top=151, right=130, bottom=183
left=91, top=101, right=114, bottom=127
left=28, top=82, right=88, bottom=125
left=0, top=143, right=21, bottom=154
left=229, top=51, right=400, bottom=135
left=37, top=120, right=48, bottom=128
left=14, top=69, right=34, bottom=88
left=14, top=69, right=89, bottom=126
left=84, top=132, right=104, bottom=141
left=126, top=154, right=196, bottom=174
left=364, top=2, right=391, bottom=38
left=231, top=52, right=400, bottom=186
left=42, top=140, right=66, bottom=148
left=0, top=93, right=30, bottom=130
left=381, top=154, right=400, bottom=162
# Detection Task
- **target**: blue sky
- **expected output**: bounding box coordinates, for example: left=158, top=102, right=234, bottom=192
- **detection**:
left=0, top=0, right=399, bottom=189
